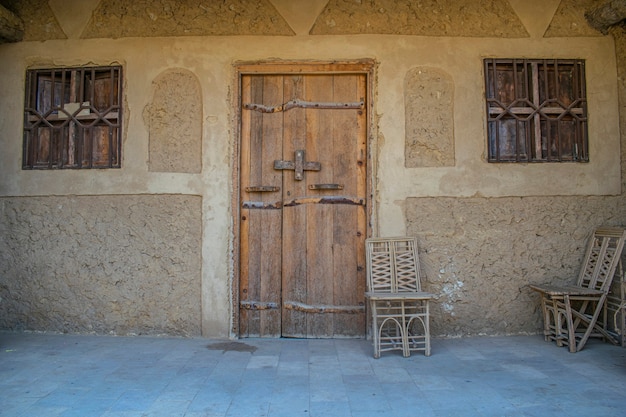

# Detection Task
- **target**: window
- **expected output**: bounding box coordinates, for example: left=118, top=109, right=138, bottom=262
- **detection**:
left=23, top=66, right=122, bottom=169
left=484, top=59, right=588, bottom=163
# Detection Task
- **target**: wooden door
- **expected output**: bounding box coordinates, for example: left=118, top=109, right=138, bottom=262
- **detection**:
left=238, top=65, right=369, bottom=338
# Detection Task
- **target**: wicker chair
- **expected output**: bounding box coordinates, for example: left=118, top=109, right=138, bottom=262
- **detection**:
left=365, top=237, right=434, bottom=358
left=530, top=227, right=626, bottom=352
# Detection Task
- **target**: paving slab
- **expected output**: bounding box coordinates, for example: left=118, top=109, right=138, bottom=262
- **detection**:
left=1, top=332, right=625, bottom=416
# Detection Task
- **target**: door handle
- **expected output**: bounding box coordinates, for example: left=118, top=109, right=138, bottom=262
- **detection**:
left=245, top=186, right=280, bottom=192
left=309, top=184, right=344, bottom=190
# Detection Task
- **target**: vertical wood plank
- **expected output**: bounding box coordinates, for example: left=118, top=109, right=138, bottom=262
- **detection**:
left=305, top=74, right=334, bottom=337
left=239, top=74, right=255, bottom=336
left=331, top=73, right=353, bottom=336
left=355, top=73, right=368, bottom=326
left=331, top=74, right=366, bottom=336
left=259, top=75, right=283, bottom=337
left=247, top=75, right=264, bottom=336
left=282, top=74, right=308, bottom=337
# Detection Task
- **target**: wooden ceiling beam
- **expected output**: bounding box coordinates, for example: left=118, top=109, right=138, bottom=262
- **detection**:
left=586, top=0, right=626, bottom=34
left=0, top=3, right=24, bottom=43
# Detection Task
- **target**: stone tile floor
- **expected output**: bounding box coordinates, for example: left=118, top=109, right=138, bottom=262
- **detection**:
left=1, top=331, right=625, bottom=416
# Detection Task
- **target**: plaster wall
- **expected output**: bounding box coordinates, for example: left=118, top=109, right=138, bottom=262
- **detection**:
left=406, top=195, right=625, bottom=336
left=0, top=195, right=202, bottom=335
left=0, top=0, right=623, bottom=338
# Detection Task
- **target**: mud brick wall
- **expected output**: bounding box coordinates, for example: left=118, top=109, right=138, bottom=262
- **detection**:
left=310, top=0, right=528, bottom=36
left=0, top=195, right=202, bottom=336
left=81, top=0, right=293, bottom=38
left=144, top=68, right=203, bottom=173
left=405, top=196, right=626, bottom=337
left=404, top=67, right=455, bottom=168
left=616, top=26, right=626, bottom=192
left=2, top=0, right=604, bottom=41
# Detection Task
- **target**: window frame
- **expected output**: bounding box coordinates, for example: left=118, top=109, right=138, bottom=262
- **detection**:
left=484, top=58, right=588, bottom=163
left=23, top=65, right=123, bottom=169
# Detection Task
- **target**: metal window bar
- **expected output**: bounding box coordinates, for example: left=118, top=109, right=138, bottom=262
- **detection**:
left=23, top=66, right=122, bottom=169
left=513, top=60, right=521, bottom=161
left=110, top=66, right=121, bottom=168
left=519, top=60, right=531, bottom=162
left=544, top=61, right=554, bottom=161
left=485, top=59, right=588, bottom=163
left=576, top=61, right=588, bottom=161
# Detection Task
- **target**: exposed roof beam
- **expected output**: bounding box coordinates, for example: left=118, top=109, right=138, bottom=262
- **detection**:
left=586, top=0, right=626, bottom=34
left=0, top=3, right=24, bottom=43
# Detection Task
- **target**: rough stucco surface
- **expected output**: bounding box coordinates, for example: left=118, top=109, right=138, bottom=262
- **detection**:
left=0, top=0, right=65, bottom=41
left=144, top=69, right=202, bottom=173
left=0, top=195, right=202, bottom=336
left=405, top=196, right=626, bottom=337
left=544, top=0, right=605, bottom=37
left=615, top=26, right=626, bottom=192
left=310, top=0, right=529, bottom=37
left=405, top=67, right=455, bottom=167
left=81, top=0, right=294, bottom=38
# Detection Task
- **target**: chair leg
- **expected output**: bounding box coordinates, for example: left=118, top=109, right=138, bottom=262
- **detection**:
left=564, top=295, right=577, bottom=353
left=370, top=301, right=380, bottom=359
left=400, top=300, right=410, bottom=358
left=539, top=295, right=552, bottom=341
left=550, top=299, right=565, bottom=346
left=424, top=301, right=431, bottom=356
left=573, top=297, right=612, bottom=352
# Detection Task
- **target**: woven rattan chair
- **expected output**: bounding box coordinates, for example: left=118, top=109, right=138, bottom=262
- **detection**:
left=530, top=227, right=626, bottom=352
left=365, top=237, right=434, bottom=358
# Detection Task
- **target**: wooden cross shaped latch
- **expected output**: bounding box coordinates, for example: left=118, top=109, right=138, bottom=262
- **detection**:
left=274, top=150, right=321, bottom=181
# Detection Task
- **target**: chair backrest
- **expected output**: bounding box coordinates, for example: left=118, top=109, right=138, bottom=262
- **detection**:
left=577, top=227, right=626, bottom=292
left=366, top=237, right=421, bottom=293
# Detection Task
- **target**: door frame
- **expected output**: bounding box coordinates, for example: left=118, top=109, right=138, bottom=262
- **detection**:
left=231, top=59, right=376, bottom=337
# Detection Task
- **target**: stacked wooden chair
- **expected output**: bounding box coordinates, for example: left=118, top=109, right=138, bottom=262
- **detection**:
left=530, top=227, right=626, bottom=352
left=365, top=237, right=434, bottom=358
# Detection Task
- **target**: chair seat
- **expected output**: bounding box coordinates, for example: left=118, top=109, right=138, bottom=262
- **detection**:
left=365, top=291, right=434, bottom=301
left=529, top=284, right=604, bottom=297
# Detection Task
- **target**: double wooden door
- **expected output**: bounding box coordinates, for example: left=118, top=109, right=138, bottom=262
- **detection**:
left=238, top=66, right=369, bottom=338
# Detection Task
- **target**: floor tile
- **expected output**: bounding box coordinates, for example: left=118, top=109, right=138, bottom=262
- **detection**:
left=1, top=332, right=626, bottom=417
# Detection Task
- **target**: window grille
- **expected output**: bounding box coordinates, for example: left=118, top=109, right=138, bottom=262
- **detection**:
left=484, top=59, right=588, bottom=162
left=23, top=66, right=122, bottom=169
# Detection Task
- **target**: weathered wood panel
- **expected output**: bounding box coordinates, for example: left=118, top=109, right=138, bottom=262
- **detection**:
left=239, top=66, right=369, bottom=338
